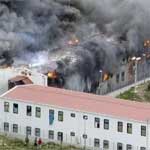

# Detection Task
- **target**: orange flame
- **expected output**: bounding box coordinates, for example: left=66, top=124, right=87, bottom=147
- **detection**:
left=68, top=38, right=79, bottom=46
left=146, top=53, right=150, bottom=59
left=48, top=70, right=58, bottom=79
left=68, top=40, right=74, bottom=45
left=144, top=40, right=150, bottom=47
left=103, top=73, right=109, bottom=81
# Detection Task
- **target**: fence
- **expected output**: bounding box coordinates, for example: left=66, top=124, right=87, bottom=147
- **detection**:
left=103, top=60, right=150, bottom=96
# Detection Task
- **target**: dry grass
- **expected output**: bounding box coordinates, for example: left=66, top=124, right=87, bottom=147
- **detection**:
left=0, top=135, right=80, bottom=150
left=117, top=81, right=150, bottom=102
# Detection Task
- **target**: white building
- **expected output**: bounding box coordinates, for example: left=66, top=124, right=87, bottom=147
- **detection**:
left=0, top=67, right=47, bottom=94
left=0, top=84, right=150, bottom=150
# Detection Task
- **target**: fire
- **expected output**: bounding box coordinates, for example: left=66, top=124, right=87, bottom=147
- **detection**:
left=48, top=70, right=58, bottom=79
left=68, top=40, right=74, bottom=45
left=144, top=40, right=150, bottom=48
left=75, top=39, right=79, bottom=43
left=103, top=73, right=109, bottom=81
left=146, top=53, right=150, bottom=59
left=68, top=38, right=79, bottom=46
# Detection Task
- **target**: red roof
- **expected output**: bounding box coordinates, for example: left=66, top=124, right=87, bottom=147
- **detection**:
left=1, top=85, right=150, bottom=122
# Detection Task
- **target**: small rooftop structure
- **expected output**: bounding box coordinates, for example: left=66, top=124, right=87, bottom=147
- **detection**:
left=9, top=75, right=33, bottom=84
left=8, top=75, right=33, bottom=89
left=1, top=84, right=150, bottom=122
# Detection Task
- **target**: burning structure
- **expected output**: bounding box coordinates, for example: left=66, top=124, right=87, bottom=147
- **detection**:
left=0, top=0, right=150, bottom=94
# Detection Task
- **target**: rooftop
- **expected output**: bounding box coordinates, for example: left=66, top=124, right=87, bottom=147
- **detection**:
left=9, top=75, right=33, bottom=84
left=1, top=85, right=150, bottom=122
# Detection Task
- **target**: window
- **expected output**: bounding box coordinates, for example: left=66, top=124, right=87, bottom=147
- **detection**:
left=26, top=106, right=32, bottom=116
left=13, top=124, right=18, bottom=133
left=117, top=143, right=123, bottom=150
left=103, top=140, right=109, bottom=149
left=4, top=122, right=9, bottom=132
left=57, top=132, right=63, bottom=142
left=70, top=132, right=75, bottom=136
left=94, top=117, right=100, bottom=128
left=94, top=138, right=100, bottom=147
left=4, top=102, right=9, bottom=112
left=121, top=72, right=125, bottom=81
left=127, top=123, right=132, bottom=134
left=83, top=115, right=88, bottom=120
left=71, top=113, right=76, bottom=118
left=140, top=147, right=146, bottom=150
left=141, top=126, right=146, bottom=136
left=118, top=122, right=123, bottom=132
left=26, top=126, right=31, bottom=136
left=126, top=144, right=132, bottom=150
left=49, top=130, right=54, bottom=140
left=116, top=74, right=120, bottom=83
left=35, top=128, right=40, bottom=137
left=104, top=119, right=109, bottom=130
left=58, top=111, right=63, bottom=122
left=13, top=103, right=18, bottom=114
left=35, top=107, right=41, bottom=118
left=83, top=134, right=87, bottom=139
left=49, top=109, right=54, bottom=125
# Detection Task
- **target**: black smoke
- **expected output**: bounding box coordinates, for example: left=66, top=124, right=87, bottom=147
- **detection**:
left=0, top=0, right=150, bottom=91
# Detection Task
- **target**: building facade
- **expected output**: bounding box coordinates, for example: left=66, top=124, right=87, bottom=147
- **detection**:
left=0, top=85, right=150, bottom=150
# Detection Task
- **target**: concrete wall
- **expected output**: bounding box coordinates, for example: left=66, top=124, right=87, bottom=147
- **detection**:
left=97, top=58, right=150, bottom=95
left=97, top=64, right=130, bottom=95
left=0, top=98, right=149, bottom=150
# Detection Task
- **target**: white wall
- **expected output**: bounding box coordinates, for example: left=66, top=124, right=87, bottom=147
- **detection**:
left=0, top=98, right=149, bottom=150
left=0, top=67, right=47, bottom=94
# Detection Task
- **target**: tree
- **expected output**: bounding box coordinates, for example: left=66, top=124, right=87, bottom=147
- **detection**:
left=147, top=81, right=150, bottom=91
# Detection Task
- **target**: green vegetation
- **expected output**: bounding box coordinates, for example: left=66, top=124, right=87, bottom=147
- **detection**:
left=117, top=81, right=150, bottom=102
left=0, top=135, right=80, bottom=150
left=117, top=87, right=141, bottom=101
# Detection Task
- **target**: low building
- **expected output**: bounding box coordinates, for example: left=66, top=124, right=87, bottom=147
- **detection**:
left=0, top=67, right=47, bottom=94
left=0, top=85, right=150, bottom=150
left=8, top=75, right=33, bottom=89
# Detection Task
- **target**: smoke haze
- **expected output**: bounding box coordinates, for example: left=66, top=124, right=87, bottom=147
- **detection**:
left=0, top=0, right=150, bottom=91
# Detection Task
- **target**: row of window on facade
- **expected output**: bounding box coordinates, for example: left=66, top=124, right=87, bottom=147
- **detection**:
left=3, top=122, right=146, bottom=150
left=52, top=112, right=146, bottom=137
left=94, top=118, right=146, bottom=136
left=3, top=122, right=63, bottom=141
left=116, top=142, right=146, bottom=150
left=4, top=102, right=63, bottom=124
left=3, top=122, right=109, bottom=148
left=94, top=139, right=146, bottom=150
left=4, top=102, right=146, bottom=136
left=4, top=102, right=41, bottom=117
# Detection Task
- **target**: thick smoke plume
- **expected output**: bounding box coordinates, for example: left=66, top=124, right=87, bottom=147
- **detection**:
left=0, top=0, right=150, bottom=91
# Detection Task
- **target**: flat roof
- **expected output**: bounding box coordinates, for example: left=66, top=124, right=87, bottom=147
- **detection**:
left=1, top=85, right=150, bottom=122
